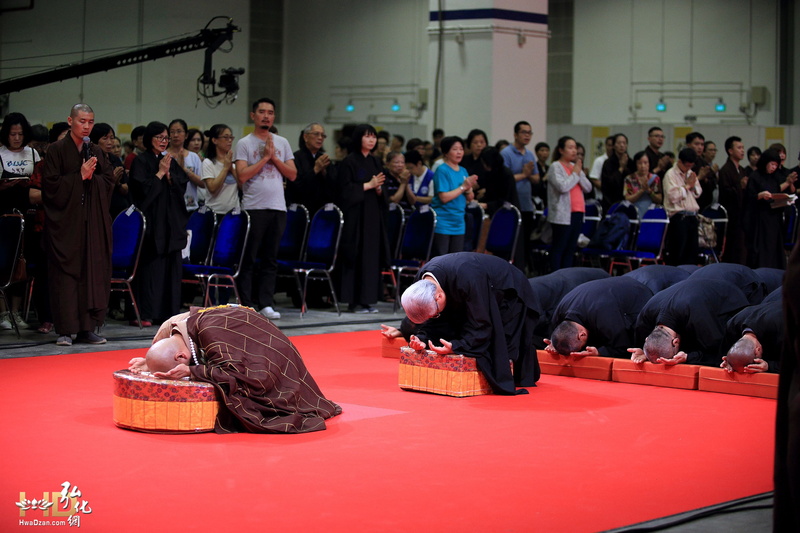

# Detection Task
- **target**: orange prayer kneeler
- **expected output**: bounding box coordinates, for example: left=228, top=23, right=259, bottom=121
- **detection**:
left=698, top=367, right=779, bottom=399
left=611, top=359, right=700, bottom=390
left=537, top=350, right=614, bottom=381
left=382, top=335, right=405, bottom=359
left=113, top=370, right=220, bottom=433
left=398, top=347, right=493, bottom=397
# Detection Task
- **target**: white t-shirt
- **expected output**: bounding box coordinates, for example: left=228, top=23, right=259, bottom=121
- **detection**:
left=182, top=150, right=203, bottom=211
left=201, top=158, right=240, bottom=214
left=234, top=132, right=294, bottom=211
left=0, top=146, right=40, bottom=177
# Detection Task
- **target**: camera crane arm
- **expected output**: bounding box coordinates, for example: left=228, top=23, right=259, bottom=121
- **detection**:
left=0, top=19, right=241, bottom=96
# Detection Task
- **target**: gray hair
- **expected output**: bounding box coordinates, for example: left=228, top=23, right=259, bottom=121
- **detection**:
left=401, top=279, right=438, bottom=324
left=303, top=122, right=323, bottom=135
left=643, top=326, right=678, bottom=363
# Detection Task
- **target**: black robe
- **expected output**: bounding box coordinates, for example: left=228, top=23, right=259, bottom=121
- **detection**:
left=185, top=305, right=341, bottom=433
left=128, top=151, right=189, bottom=321
left=600, top=154, right=635, bottom=213
left=754, top=267, right=785, bottom=294
left=744, top=169, right=786, bottom=269
left=622, top=264, right=690, bottom=294
left=401, top=252, right=540, bottom=394
left=634, top=279, right=749, bottom=366
left=774, top=242, right=800, bottom=530
left=722, top=290, right=782, bottom=372
left=688, top=262, right=767, bottom=305
left=528, top=267, right=610, bottom=347
left=41, top=135, right=115, bottom=334
left=335, top=151, right=391, bottom=306
left=717, top=158, right=747, bottom=264
left=288, top=145, right=336, bottom=218
left=552, top=277, right=654, bottom=358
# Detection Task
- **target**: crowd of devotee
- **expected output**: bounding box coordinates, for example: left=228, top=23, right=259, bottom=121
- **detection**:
left=1, top=98, right=798, bottom=354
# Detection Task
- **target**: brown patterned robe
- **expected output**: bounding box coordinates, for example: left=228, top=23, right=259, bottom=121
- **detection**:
left=183, top=305, right=341, bottom=433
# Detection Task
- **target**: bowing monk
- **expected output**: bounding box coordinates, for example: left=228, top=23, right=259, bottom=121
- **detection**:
left=128, top=305, right=341, bottom=434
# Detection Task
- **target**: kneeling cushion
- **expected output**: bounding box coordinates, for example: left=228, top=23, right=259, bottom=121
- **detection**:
left=398, top=347, right=492, bottom=397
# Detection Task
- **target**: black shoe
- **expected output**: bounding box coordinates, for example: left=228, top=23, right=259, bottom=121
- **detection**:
left=75, top=331, right=107, bottom=345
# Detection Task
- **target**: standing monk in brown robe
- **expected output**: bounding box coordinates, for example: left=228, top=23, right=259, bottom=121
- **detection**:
left=128, top=305, right=342, bottom=433
left=41, top=104, right=115, bottom=346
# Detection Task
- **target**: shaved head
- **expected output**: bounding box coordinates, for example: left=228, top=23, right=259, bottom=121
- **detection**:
left=70, top=103, right=94, bottom=118
left=643, top=326, right=679, bottom=363
left=550, top=321, right=586, bottom=356
left=726, top=336, right=759, bottom=372
left=145, top=337, right=183, bottom=373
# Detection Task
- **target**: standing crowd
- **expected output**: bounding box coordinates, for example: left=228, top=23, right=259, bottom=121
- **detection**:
left=1, top=98, right=797, bottom=344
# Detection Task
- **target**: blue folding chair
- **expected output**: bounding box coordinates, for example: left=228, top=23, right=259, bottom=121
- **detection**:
left=278, top=203, right=310, bottom=262
left=464, top=201, right=487, bottom=252
left=183, top=210, right=250, bottom=306
left=484, top=203, right=522, bottom=263
left=581, top=201, right=603, bottom=242
left=608, top=205, right=669, bottom=273
left=392, top=205, right=437, bottom=312
left=783, top=204, right=798, bottom=253
left=181, top=207, right=218, bottom=291
left=277, top=203, right=344, bottom=317
left=110, top=207, right=147, bottom=329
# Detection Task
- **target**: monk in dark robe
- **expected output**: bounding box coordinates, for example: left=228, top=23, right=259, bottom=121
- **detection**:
left=399, top=252, right=540, bottom=395
left=721, top=287, right=782, bottom=373
left=688, top=262, right=767, bottom=304
left=128, top=305, right=341, bottom=434
left=41, top=104, right=115, bottom=346
left=622, top=264, right=689, bottom=294
left=774, top=242, right=800, bottom=531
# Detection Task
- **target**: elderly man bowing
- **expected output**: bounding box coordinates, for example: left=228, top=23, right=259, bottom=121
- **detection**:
left=400, top=252, right=540, bottom=395
left=128, top=304, right=341, bottom=434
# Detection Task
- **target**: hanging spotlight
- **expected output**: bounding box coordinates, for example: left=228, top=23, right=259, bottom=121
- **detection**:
left=391, top=99, right=401, bottom=112
left=715, top=98, right=726, bottom=112
left=655, top=97, right=666, bottom=112
left=345, top=99, right=355, bottom=113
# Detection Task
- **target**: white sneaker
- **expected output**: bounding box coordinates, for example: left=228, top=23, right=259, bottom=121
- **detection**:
left=0, top=312, right=11, bottom=330
left=259, top=306, right=281, bottom=320
left=12, top=311, right=28, bottom=329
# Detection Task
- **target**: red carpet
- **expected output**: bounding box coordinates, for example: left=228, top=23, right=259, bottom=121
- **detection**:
left=0, top=330, right=775, bottom=532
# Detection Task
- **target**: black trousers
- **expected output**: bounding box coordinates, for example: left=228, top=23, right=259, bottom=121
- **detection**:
left=666, top=212, right=699, bottom=265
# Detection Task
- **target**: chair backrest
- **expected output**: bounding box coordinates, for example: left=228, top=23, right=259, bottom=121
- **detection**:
left=398, top=206, right=437, bottom=262
left=210, top=210, right=250, bottom=272
left=635, top=205, right=669, bottom=255
left=581, top=201, right=603, bottom=240
left=0, top=214, right=24, bottom=288
left=185, top=207, right=217, bottom=264
left=485, top=203, right=522, bottom=261
left=305, top=203, right=344, bottom=268
left=111, top=207, right=146, bottom=271
left=701, top=204, right=728, bottom=254
left=279, top=203, right=310, bottom=261
left=464, top=201, right=486, bottom=252
left=608, top=201, right=640, bottom=243
left=386, top=202, right=406, bottom=258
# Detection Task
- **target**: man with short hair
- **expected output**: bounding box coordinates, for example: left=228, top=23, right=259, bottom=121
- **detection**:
left=662, top=147, right=702, bottom=265
left=501, top=121, right=539, bottom=271
left=288, top=122, right=335, bottom=217
left=644, top=126, right=671, bottom=177
left=41, top=103, right=116, bottom=346
left=546, top=277, right=653, bottom=358
left=399, top=252, right=540, bottom=395
left=128, top=304, right=341, bottom=433
left=721, top=288, right=782, bottom=373
left=234, top=98, right=297, bottom=320
left=686, top=132, right=715, bottom=209
left=630, top=279, right=749, bottom=366
left=717, top=135, right=747, bottom=264
left=390, top=134, right=405, bottom=153
left=124, top=125, right=145, bottom=171
left=588, top=135, right=614, bottom=201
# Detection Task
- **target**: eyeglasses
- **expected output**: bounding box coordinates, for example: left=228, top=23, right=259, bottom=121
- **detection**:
left=169, top=129, right=185, bottom=135
left=518, top=130, right=533, bottom=136
left=153, top=135, right=169, bottom=143
left=218, top=135, right=235, bottom=141
left=431, top=298, right=442, bottom=320
left=307, top=132, right=327, bottom=139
